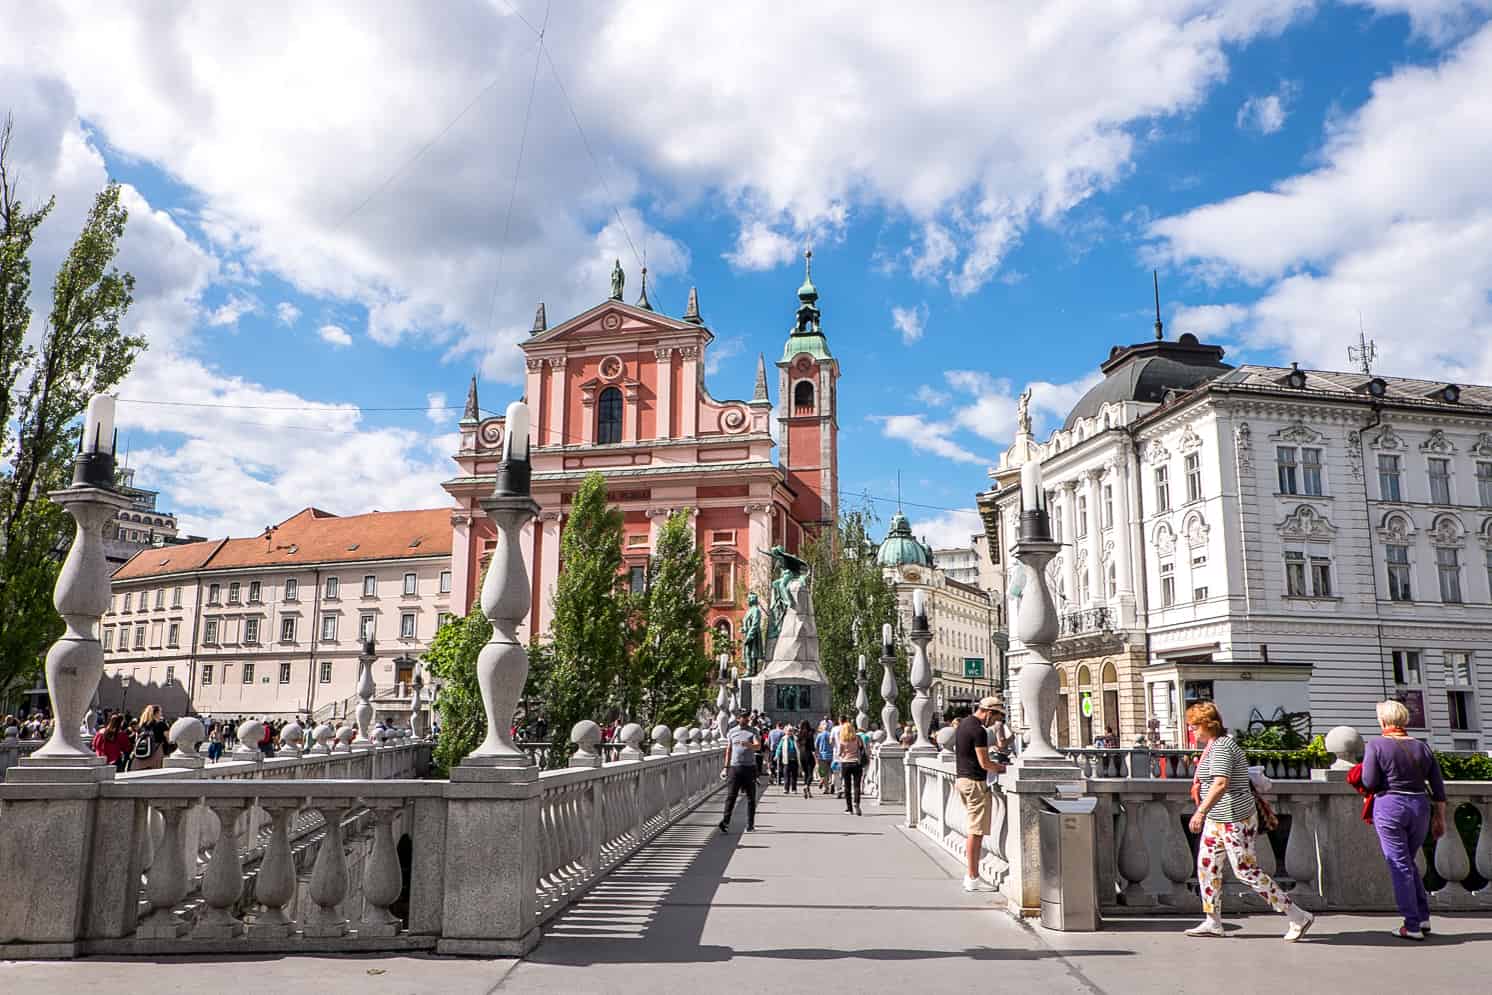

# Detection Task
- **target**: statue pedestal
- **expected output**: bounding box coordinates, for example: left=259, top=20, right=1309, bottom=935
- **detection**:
left=875, top=744, right=906, bottom=808
left=741, top=675, right=826, bottom=728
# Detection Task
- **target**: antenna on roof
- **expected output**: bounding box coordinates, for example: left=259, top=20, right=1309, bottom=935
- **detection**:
left=897, top=470, right=902, bottom=512
left=1152, top=271, right=1164, bottom=341
left=1348, top=312, right=1378, bottom=376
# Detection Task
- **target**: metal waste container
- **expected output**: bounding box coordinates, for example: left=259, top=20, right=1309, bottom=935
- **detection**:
left=1038, top=786, right=1100, bottom=931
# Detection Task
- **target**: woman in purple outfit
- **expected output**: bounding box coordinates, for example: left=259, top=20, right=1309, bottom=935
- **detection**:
left=1360, top=699, right=1448, bottom=941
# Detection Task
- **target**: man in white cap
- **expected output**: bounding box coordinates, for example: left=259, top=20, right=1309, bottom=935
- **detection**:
left=954, top=696, right=1009, bottom=892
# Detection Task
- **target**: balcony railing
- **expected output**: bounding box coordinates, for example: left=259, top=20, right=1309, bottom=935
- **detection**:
left=1059, top=607, right=1113, bottom=636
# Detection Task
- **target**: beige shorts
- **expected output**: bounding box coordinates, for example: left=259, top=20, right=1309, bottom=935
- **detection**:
left=955, top=777, right=992, bottom=835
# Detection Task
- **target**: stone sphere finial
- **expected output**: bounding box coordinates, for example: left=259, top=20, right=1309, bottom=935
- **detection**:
left=872, top=729, right=887, bottom=744
left=168, top=716, right=206, bottom=758
left=1325, top=725, right=1364, bottom=770
left=690, top=728, right=705, bottom=751
left=650, top=724, right=673, bottom=757
left=619, top=722, right=645, bottom=760
left=335, top=725, right=356, bottom=751
left=569, top=719, right=602, bottom=767
left=281, top=719, right=305, bottom=751
left=311, top=723, right=335, bottom=754
left=935, top=725, right=956, bottom=760
left=238, top=719, right=264, bottom=747
left=672, top=725, right=692, bottom=756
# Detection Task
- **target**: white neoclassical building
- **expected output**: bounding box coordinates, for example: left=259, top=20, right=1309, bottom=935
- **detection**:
left=987, top=329, right=1492, bottom=752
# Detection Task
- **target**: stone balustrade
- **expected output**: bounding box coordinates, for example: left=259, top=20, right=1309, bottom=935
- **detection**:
left=0, top=722, right=719, bottom=958
left=908, top=755, right=1010, bottom=889
left=0, top=737, right=44, bottom=777
left=1089, top=777, right=1492, bottom=916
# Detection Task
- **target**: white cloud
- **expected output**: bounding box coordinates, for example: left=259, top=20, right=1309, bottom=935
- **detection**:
left=1151, top=24, right=1492, bottom=381
left=425, top=392, right=448, bottom=425
left=275, top=301, right=301, bottom=326
left=891, top=303, right=928, bottom=345
left=875, top=414, right=989, bottom=465
left=317, top=323, right=353, bottom=347
left=704, top=335, right=745, bottom=376
left=1235, top=83, right=1296, bottom=134
left=1171, top=302, right=1249, bottom=337
left=940, top=369, right=1100, bottom=444
left=907, top=509, right=983, bottom=551
left=1348, top=1, right=1492, bottom=43
left=724, top=221, right=801, bottom=271
left=914, top=384, right=951, bottom=407
left=205, top=293, right=257, bottom=327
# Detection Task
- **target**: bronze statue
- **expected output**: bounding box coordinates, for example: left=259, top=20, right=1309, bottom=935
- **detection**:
left=766, top=545, right=809, bottom=639
left=741, top=592, right=765, bottom=675
left=610, top=259, right=624, bottom=301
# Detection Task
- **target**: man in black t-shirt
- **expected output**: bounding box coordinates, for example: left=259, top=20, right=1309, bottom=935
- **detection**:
left=953, top=696, right=1008, bottom=892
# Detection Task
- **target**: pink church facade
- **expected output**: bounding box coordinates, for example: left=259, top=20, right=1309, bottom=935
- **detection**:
left=443, top=263, right=839, bottom=645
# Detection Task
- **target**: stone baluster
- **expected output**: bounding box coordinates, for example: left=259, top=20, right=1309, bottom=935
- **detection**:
left=249, top=799, right=301, bottom=938
left=879, top=629, right=900, bottom=735
left=136, top=799, right=192, bottom=937
left=1253, top=824, right=1278, bottom=877
left=569, top=720, right=602, bottom=768
left=1116, top=797, right=1152, bottom=905
left=166, top=717, right=206, bottom=770
left=672, top=726, right=692, bottom=757
left=1282, top=796, right=1319, bottom=893
left=1433, top=804, right=1472, bottom=889
left=877, top=624, right=906, bottom=809
left=360, top=801, right=404, bottom=936
left=1475, top=800, right=1492, bottom=884
left=715, top=660, right=732, bottom=741
left=410, top=668, right=429, bottom=740
left=855, top=655, right=870, bottom=732
left=304, top=802, right=352, bottom=937
left=194, top=800, right=246, bottom=938
left=1159, top=798, right=1194, bottom=904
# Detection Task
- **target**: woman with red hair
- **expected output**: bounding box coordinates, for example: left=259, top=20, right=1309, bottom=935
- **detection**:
left=1184, top=702, right=1315, bottom=941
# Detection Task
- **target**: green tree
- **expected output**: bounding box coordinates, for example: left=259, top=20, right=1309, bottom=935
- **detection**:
left=804, top=509, right=906, bottom=723
left=636, top=510, right=711, bottom=728
left=527, top=472, right=630, bottom=763
left=423, top=606, right=492, bottom=775
left=1, top=115, right=143, bottom=699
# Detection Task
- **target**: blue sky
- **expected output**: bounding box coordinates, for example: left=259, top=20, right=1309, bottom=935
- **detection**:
left=5, top=1, right=1492, bottom=545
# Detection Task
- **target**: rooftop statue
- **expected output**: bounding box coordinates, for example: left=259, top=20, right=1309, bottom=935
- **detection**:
left=610, top=259, right=625, bottom=301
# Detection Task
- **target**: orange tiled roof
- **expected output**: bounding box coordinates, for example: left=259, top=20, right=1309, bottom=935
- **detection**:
left=112, top=507, right=453, bottom=580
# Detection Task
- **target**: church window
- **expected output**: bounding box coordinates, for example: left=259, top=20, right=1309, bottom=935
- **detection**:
left=597, top=387, right=623, bottom=444
left=793, top=380, right=815, bottom=413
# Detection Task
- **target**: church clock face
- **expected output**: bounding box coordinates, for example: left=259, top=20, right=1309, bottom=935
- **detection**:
left=795, top=356, right=814, bottom=375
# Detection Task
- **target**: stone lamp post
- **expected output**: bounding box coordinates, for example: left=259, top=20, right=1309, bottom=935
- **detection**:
left=854, top=655, right=870, bottom=731
left=464, top=400, right=540, bottom=770
left=876, top=622, right=906, bottom=808
left=352, top=639, right=377, bottom=750
left=715, top=654, right=732, bottom=739
left=11, top=395, right=131, bottom=782
left=906, top=589, right=935, bottom=752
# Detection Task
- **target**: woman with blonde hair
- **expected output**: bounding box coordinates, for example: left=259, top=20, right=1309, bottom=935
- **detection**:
left=835, top=719, right=866, bottom=816
left=1184, top=701, right=1314, bottom=941
left=130, top=704, right=170, bottom=771
left=1360, top=699, right=1447, bottom=940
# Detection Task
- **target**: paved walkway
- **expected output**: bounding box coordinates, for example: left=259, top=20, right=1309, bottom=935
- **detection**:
left=7, top=781, right=1489, bottom=993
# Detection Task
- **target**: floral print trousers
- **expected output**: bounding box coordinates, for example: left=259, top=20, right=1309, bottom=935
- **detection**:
left=1197, top=814, right=1295, bottom=917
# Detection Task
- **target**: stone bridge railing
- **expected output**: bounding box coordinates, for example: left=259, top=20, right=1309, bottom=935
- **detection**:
left=0, top=737, right=43, bottom=777
left=908, top=753, right=1010, bottom=888
left=1, top=723, right=720, bottom=958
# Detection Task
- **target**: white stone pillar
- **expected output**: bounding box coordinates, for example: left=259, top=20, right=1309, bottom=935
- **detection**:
left=546, top=357, right=566, bottom=447
left=537, top=511, right=562, bottom=637
left=679, top=345, right=699, bottom=438
left=653, top=347, right=673, bottom=440
left=1112, top=458, right=1135, bottom=627
left=451, top=510, right=474, bottom=615
left=647, top=507, right=671, bottom=550
left=524, top=358, right=543, bottom=440
left=1084, top=471, right=1104, bottom=606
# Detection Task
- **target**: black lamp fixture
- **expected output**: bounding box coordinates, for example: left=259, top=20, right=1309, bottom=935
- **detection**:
left=73, top=394, right=119, bottom=488
left=493, top=400, right=533, bottom=498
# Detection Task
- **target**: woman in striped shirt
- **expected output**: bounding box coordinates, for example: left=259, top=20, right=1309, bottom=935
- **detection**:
left=1184, top=702, right=1315, bottom=941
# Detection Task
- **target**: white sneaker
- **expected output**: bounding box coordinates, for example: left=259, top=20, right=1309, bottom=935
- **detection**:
left=1185, top=918, right=1226, bottom=937
left=1283, top=911, right=1315, bottom=942
left=962, top=876, right=993, bottom=892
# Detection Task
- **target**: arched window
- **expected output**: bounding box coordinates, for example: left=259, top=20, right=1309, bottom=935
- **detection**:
left=793, top=380, right=814, bottom=413
left=597, top=387, right=623, bottom=444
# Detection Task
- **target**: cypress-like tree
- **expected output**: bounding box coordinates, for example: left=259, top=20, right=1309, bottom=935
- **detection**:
left=423, top=605, right=492, bottom=775
left=535, top=472, right=629, bottom=758
left=804, top=510, right=907, bottom=722
left=638, top=510, right=711, bottom=727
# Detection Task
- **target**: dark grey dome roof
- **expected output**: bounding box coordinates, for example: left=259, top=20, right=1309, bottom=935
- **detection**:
left=1063, top=334, right=1233, bottom=430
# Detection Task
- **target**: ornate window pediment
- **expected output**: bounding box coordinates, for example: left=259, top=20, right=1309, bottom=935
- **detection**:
left=1145, top=441, right=1170, bottom=465
left=1271, top=419, right=1324, bottom=445
left=1472, top=433, right=1492, bottom=459
left=1479, top=518, right=1492, bottom=549
left=1152, top=522, right=1176, bottom=555
left=1178, top=423, right=1203, bottom=453
left=1278, top=505, right=1337, bottom=540
left=1368, top=424, right=1404, bottom=451
left=1420, top=429, right=1456, bottom=455
left=1430, top=513, right=1465, bottom=548
left=1377, top=512, right=1414, bottom=543
left=1182, top=511, right=1210, bottom=547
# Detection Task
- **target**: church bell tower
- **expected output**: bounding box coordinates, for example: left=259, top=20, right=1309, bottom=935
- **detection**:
left=777, top=249, right=839, bottom=543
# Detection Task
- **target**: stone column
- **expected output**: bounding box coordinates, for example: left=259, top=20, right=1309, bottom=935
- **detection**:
left=903, top=593, right=936, bottom=827
left=855, top=655, right=870, bottom=731
left=352, top=640, right=376, bottom=750
left=654, top=347, right=673, bottom=439
left=1084, top=470, right=1105, bottom=606
left=1060, top=482, right=1079, bottom=609
left=877, top=626, right=906, bottom=808
left=450, top=509, right=474, bottom=615
left=538, top=510, right=562, bottom=636
left=1111, top=456, right=1137, bottom=628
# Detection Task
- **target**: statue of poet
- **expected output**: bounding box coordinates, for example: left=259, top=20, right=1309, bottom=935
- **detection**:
left=741, top=592, right=766, bottom=675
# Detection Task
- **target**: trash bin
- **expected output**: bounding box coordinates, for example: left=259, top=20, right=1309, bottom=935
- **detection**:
left=1038, top=785, right=1100, bottom=931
